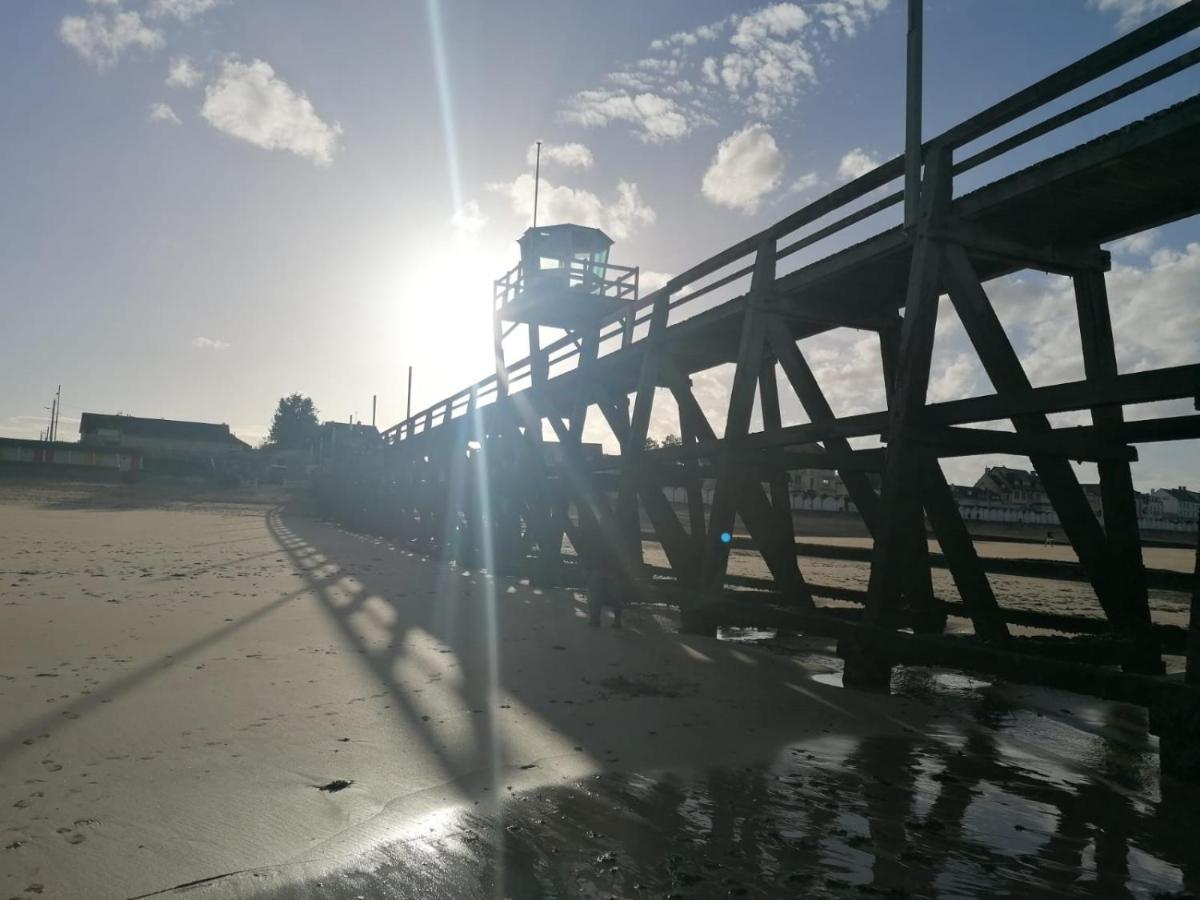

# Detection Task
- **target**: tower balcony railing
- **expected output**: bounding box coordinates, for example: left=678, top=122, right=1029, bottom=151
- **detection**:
left=493, top=259, right=639, bottom=317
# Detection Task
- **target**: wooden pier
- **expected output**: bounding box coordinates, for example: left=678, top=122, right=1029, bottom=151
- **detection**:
left=372, top=5, right=1200, bottom=777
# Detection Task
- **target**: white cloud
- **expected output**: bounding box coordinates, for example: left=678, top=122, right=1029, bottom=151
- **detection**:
left=789, top=171, right=820, bottom=194
left=559, top=2, right=887, bottom=137
left=701, top=124, right=784, bottom=213
left=149, top=102, right=181, bottom=125
left=527, top=142, right=594, bottom=169
left=147, top=0, right=224, bottom=22
left=59, top=11, right=163, bottom=70
left=561, top=90, right=703, bottom=143
left=1108, top=229, right=1158, bottom=257
left=201, top=59, right=342, bottom=166
left=166, top=56, right=202, bottom=88
left=836, top=146, right=880, bottom=181
left=191, top=336, right=230, bottom=351
left=1087, top=0, right=1187, bottom=32
left=640, top=271, right=674, bottom=294
left=814, top=0, right=892, bottom=37
left=488, top=174, right=655, bottom=241
left=449, top=200, right=487, bottom=242
left=650, top=20, right=727, bottom=51
left=717, top=3, right=816, bottom=118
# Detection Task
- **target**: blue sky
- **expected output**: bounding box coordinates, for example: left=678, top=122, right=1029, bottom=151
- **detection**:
left=0, top=0, right=1196, bottom=488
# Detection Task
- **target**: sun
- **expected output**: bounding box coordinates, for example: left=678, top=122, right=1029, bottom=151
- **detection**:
left=390, top=237, right=518, bottom=409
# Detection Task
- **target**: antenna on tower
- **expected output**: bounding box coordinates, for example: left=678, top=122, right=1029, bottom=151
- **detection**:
left=532, top=140, right=542, bottom=228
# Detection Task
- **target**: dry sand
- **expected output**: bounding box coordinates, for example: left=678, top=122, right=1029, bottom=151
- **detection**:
left=1, top=481, right=1197, bottom=898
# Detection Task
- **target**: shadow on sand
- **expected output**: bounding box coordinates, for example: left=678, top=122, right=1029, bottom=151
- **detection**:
left=240, top=507, right=1200, bottom=900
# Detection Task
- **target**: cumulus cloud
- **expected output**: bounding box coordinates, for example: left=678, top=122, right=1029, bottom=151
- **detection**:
left=149, top=101, right=181, bottom=125
left=166, top=56, right=202, bottom=88
left=528, top=142, right=594, bottom=169
left=1088, top=0, right=1187, bottom=32
left=449, top=200, right=487, bottom=242
left=640, top=270, right=674, bottom=294
left=201, top=58, right=342, bottom=165
left=488, top=175, right=655, bottom=240
left=836, top=147, right=880, bottom=181
left=147, top=0, right=224, bottom=22
left=564, top=2, right=888, bottom=136
left=701, top=124, right=784, bottom=213
left=1108, top=229, right=1158, bottom=257
left=191, top=336, right=230, bottom=351
left=789, top=171, right=820, bottom=194
left=59, top=10, right=163, bottom=70
left=561, top=90, right=704, bottom=143
left=716, top=3, right=817, bottom=118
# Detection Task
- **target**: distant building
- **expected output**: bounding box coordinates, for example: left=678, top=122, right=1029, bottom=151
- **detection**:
left=1152, top=486, right=1200, bottom=523
left=79, top=413, right=250, bottom=471
left=1136, top=490, right=1164, bottom=520
left=791, top=469, right=848, bottom=500
left=974, top=466, right=1050, bottom=508
left=0, top=437, right=139, bottom=474
left=312, top=421, right=382, bottom=465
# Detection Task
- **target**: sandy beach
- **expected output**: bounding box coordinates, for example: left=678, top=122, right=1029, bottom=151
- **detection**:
left=2, top=481, right=1198, bottom=898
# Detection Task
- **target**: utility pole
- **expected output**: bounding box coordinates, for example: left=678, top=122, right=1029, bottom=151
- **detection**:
left=52, top=385, right=61, bottom=442
left=406, top=366, right=413, bottom=421
left=532, top=140, right=542, bottom=228
left=371, top=394, right=377, bottom=429
left=904, top=0, right=924, bottom=229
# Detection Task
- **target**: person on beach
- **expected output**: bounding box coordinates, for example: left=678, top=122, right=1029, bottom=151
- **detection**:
left=586, top=543, right=625, bottom=629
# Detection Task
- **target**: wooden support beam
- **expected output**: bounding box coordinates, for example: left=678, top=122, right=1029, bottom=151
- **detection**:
left=596, top=395, right=695, bottom=576
left=668, top=370, right=814, bottom=602
left=765, top=316, right=883, bottom=531
left=937, top=222, right=1111, bottom=275
left=568, top=326, right=601, bottom=443
left=941, top=242, right=1149, bottom=647
left=906, top=424, right=1138, bottom=462
left=695, top=240, right=811, bottom=608
left=758, top=358, right=798, bottom=554
left=862, top=145, right=952, bottom=647
left=1188, top=515, right=1199, bottom=686
left=1074, top=267, right=1160, bottom=672
left=876, top=303, right=941, bottom=635
left=620, top=290, right=673, bottom=569
left=635, top=470, right=696, bottom=575
left=763, top=299, right=899, bottom=333
left=919, top=458, right=1010, bottom=643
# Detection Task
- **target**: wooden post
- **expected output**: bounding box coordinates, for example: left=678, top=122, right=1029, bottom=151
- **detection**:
left=758, top=359, right=796, bottom=547
left=861, top=144, right=952, bottom=652
left=668, top=355, right=811, bottom=609
left=1188, top=513, right=1199, bottom=685
left=621, top=289, right=672, bottom=570
left=701, top=238, right=808, bottom=607
left=1074, top=267, right=1160, bottom=673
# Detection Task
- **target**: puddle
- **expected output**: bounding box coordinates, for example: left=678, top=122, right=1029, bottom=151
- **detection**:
left=256, top=700, right=1200, bottom=899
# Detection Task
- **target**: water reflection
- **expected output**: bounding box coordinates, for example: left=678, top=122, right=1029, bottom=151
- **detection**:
left=255, top=671, right=1198, bottom=899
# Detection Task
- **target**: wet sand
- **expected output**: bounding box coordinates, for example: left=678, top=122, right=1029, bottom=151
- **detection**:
left=2, top=482, right=1198, bottom=898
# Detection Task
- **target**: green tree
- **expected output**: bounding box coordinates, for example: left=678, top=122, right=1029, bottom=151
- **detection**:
left=661, top=433, right=682, bottom=447
left=267, top=394, right=319, bottom=448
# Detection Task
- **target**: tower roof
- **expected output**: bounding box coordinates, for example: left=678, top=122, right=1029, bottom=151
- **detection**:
left=518, top=223, right=613, bottom=253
